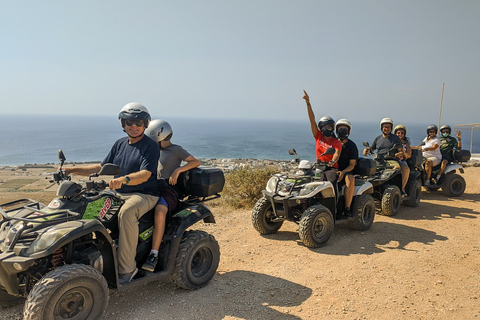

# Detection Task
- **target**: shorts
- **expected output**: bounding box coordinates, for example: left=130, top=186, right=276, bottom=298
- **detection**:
left=426, top=156, right=442, bottom=166
left=156, top=185, right=178, bottom=212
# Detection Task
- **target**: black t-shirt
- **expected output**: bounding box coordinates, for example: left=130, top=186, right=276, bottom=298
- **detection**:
left=371, top=134, right=402, bottom=157
left=101, top=135, right=159, bottom=195
left=338, top=139, right=359, bottom=171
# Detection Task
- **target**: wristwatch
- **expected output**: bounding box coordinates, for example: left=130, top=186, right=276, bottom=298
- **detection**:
left=125, top=176, right=131, bottom=185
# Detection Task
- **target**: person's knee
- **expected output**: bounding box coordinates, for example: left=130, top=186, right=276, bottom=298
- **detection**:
left=155, top=204, right=168, bottom=219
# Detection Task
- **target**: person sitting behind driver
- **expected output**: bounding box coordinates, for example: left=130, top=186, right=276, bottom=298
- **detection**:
left=302, top=90, right=342, bottom=183
left=142, top=119, right=200, bottom=272
left=416, top=124, right=442, bottom=186
left=335, top=119, right=358, bottom=217
left=436, top=124, right=462, bottom=182
left=363, top=118, right=408, bottom=197
left=394, top=124, right=411, bottom=196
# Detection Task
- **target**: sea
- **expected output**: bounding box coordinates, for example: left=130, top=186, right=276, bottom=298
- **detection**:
left=1, top=115, right=479, bottom=166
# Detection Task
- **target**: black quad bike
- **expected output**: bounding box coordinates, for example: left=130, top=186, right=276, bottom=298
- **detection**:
left=419, top=149, right=471, bottom=197
left=0, top=150, right=224, bottom=319
left=252, top=148, right=376, bottom=248
left=362, top=142, right=423, bottom=216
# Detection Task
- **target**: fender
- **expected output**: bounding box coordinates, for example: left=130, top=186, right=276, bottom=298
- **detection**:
left=26, top=219, right=115, bottom=259
left=354, top=181, right=374, bottom=196
left=445, top=163, right=464, bottom=174
left=296, top=181, right=335, bottom=199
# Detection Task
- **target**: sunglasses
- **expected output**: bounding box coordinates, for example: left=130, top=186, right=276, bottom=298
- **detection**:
left=428, top=130, right=436, bottom=133
left=125, top=119, right=144, bottom=127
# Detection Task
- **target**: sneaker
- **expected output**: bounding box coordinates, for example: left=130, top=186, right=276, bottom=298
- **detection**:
left=401, top=189, right=407, bottom=198
left=119, top=268, right=138, bottom=285
left=141, top=253, right=158, bottom=272
left=344, top=207, right=354, bottom=218
left=425, top=180, right=430, bottom=186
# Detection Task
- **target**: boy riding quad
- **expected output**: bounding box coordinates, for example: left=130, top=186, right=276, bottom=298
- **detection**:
left=362, top=142, right=423, bottom=216
left=251, top=148, right=376, bottom=248
left=0, top=151, right=224, bottom=319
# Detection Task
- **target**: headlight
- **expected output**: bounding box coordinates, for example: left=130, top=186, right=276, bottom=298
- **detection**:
left=26, top=227, right=76, bottom=254
left=266, top=176, right=279, bottom=193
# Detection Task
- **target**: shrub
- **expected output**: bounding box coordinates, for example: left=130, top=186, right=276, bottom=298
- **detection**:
left=217, top=166, right=277, bottom=209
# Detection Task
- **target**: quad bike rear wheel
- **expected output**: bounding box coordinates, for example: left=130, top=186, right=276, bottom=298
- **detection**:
left=251, top=197, right=283, bottom=234
left=299, top=205, right=334, bottom=248
left=442, top=173, right=466, bottom=197
left=349, top=194, right=375, bottom=231
left=170, top=230, right=220, bottom=290
left=23, top=264, right=109, bottom=320
left=381, top=185, right=401, bottom=216
left=404, top=179, right=422, bottom=207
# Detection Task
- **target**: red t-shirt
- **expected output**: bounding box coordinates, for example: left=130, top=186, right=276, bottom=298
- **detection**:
left=314, top=131, right=342, bottom=168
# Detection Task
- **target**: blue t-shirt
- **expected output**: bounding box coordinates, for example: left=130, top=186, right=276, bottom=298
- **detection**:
left=101, top=135, right=159, bottom=195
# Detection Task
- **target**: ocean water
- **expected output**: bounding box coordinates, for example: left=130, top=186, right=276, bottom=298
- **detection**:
left=1, top=115, right=479, bottom=166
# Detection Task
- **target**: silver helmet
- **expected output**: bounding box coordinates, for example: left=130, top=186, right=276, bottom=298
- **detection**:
left=145, top=119, right=173, bottom=142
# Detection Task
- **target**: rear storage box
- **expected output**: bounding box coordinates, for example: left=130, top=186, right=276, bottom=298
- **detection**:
left=407, top=149, right=424, bottom=167
left=355, top=158, right=376, bottom=176
left=178, top=166, right=225, bottom=197
left=453, top=149, right=471, bottom=162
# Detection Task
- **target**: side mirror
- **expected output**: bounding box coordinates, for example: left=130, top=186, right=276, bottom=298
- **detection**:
left=97, top=163, right=121, bottom=176
left=363, top=141, right=370, bottom=147
left=58, top=149, right=66, bottom=167
left=288, top=148, right=298, bottom=156
left=322, top=147, right=335, bottom=156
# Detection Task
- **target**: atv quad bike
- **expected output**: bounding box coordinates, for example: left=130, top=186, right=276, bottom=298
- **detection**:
left=420, top=149, right=471, bottom=197
left=252, top=148, right=376, bottom=248
left=0, top=150, right=224, bottom=319
left=362, top=142, right=423, bottom=216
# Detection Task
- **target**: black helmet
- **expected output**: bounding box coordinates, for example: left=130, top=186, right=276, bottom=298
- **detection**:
left=426, top=124, right=438, bottom=134
left=118, top=102, right=151, bottom=128
left=440, top=124, right=451, bottom=133
left=317, top=116, right=335, bottom=129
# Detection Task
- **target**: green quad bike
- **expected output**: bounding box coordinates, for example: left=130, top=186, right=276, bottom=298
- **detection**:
left=0, top=150, right=224, bottom=319
left=252, top=148, right=376, bottom=248
left=362, top=142, right=423, bottom=216
left=419, top=149, right=471, bottom=197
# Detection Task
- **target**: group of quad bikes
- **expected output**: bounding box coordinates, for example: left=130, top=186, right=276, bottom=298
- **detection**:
left=252, top=143, right=471, bottom=248
left=0, top=144, right=471, bottom=319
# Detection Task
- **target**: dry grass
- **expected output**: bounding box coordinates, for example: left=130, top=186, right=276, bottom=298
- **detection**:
left=213, top=166, right=277, bottom=209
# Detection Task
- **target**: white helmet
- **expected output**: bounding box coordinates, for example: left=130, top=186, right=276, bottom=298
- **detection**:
left=118, top=102, right=151, bottom=128
left=335, top=119, right=352, bottom=134
left=380, top=117, right=394, bottom=129
left=145, top=119, right=173, bottom=143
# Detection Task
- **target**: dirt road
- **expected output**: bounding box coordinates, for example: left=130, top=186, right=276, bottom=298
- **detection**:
left=0, top=166, right=479, bottom=319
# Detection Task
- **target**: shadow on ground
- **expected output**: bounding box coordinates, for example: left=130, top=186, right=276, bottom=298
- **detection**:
left=106, top=270, right=312, bottom=320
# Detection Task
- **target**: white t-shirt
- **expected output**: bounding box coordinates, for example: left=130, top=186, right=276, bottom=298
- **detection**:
left=422, top=136, right=442, bottom=159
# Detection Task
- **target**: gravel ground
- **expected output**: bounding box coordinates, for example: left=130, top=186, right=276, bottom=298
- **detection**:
left=0, top=166, right=479, bottom=319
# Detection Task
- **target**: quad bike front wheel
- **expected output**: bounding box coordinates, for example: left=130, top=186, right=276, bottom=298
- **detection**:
left=442, top=173, right=466, bottom=197
left=381, top=185, right=401, bottom=216
left=23, top=264, right=109, bottom=320
left=170, top=230, right=220, bottom=290
left=349, top=194, right=375, bottom=231
left=251, top=197, right=283, bottom=234
left=299, top=205, right=334, bottom=248
left=404, top=179, right=422, bottom=207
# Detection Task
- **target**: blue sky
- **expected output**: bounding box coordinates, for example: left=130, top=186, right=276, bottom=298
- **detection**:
left=1, top=1, right=479, bottom=125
